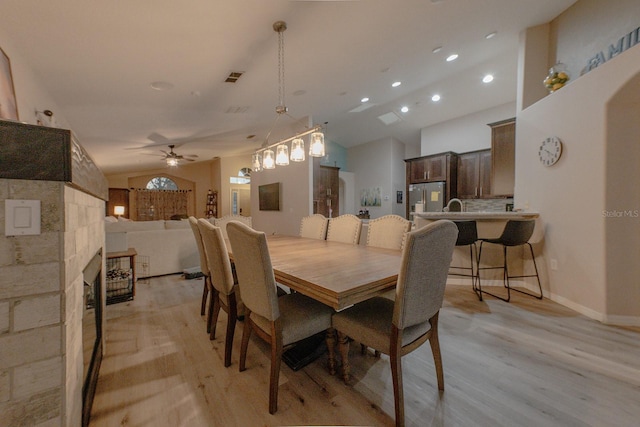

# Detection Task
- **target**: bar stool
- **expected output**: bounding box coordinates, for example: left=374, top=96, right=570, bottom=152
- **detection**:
left=477, top=219, right=542, bottom=302
left=448, top=221, right=482, bottom=301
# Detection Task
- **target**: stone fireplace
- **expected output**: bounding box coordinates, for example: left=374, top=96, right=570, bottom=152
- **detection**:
left=0, top=121, right=108, bottom=426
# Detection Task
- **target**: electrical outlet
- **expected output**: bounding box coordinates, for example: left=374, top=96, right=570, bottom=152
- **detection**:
left=550, top=259, right=558, bottom=271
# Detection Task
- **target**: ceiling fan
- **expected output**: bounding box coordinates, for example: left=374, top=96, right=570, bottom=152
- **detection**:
left=161, top=144, right=198, bottom=166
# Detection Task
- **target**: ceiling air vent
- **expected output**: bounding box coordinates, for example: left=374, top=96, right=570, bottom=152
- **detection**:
left=225, top=106, right=250, bottom=114
left=377, top=111, right=402, bottom=126
left=225, top=71, right=244, bottom=83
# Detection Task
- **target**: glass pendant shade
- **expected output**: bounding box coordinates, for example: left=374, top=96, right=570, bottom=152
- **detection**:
left=252, top=153, right=262, bottom=171
left=290, top=138, right=305, bottom=162
left=275, top=144, right=289, bottom=165
left=263, top=149, right=275, bottom=169
left=309, top=131, right=325, bottom=157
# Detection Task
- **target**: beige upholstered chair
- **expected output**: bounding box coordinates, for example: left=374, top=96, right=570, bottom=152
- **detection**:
left=226, top=221, right=334, bottom=414
left=215, top=214, right=252, bottom=240
left=332, top=220, right=458, bottom=427
left=188, top=217, right=211, bottom=322
left=326, top=214, right=362, bottom=244
left=366, top=214, right=412, bottom=250
left=299, top=214, right=329, bottom=240
left=197, top=219, right=243, bottom=367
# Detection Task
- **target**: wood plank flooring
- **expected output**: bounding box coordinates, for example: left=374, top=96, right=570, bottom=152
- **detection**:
left=90, top=275, right=640, bottom=426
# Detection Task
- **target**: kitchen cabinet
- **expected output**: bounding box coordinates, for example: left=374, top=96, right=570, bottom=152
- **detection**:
left=408, top=153, right=449, bottom=183
left=405, top=152, right=458, bottom=218
left=489, top=118, right=515, bottom=197
left=457, top=149, right=492, bottom=199
left=313, top=160, right=339, bottom=218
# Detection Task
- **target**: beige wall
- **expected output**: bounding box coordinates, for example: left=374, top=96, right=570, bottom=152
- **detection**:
left=516, top=20, right=640, bottom=324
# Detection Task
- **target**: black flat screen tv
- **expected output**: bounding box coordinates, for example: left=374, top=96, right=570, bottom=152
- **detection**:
left=259, top=182, right=280, bottom=211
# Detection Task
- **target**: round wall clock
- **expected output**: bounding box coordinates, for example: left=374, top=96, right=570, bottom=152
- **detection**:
left=539, top=136, right=563, bottom=166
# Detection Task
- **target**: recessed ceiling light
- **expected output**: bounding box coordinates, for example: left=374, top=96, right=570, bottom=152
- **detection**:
left=446, top=54, right=459, bottom=62
left=483, top=74, right=494, bottom=83
left=400, top=106, right=409, bottom=113
left=392, top=81, right=402, bottom=88
left=432, top=94, right=441, bottom=102
left=432, top=46, right=443, bottom=54
left=150, top=81, right=174, bottom=91
left=485, top=31, right=497, bottom=39
left=361, top=97, right=370, bottom=103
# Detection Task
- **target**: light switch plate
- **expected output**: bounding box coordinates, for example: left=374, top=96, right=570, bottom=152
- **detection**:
left=5, top=199, right=41, bottom=236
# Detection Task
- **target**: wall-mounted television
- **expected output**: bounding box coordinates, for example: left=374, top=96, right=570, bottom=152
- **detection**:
left=259, top=182, right=280, bottom=211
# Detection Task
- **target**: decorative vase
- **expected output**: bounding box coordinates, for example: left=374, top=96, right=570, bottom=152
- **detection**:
left=544, top=63, right=570, bottom=93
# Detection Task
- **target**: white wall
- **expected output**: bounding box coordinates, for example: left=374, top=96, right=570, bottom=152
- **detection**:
left=420, top=102, right=516, bottom=155
left=347, top=137, right=406, bottom=219
left=0, top=30, right=69, bottom=130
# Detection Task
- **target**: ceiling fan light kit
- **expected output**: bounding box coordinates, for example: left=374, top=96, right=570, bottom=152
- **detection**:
left=252, top=20, right=325, bottom=172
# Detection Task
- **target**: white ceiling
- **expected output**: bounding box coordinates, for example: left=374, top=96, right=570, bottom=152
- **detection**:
left=0, top=0, right=576, bottom=174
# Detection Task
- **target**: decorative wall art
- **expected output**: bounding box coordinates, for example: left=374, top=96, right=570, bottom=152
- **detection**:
left=360, top=187, right=382, bottom=207
left=0, top=47, right=19, bottom=121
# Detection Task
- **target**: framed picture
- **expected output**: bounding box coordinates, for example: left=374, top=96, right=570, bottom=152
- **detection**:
left=396, top=190, right=403, bottom=204
left=0, top=46, right=19, bottom=121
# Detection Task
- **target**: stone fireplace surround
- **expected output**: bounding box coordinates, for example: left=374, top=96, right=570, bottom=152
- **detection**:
left=1, top=121, right=108, bottom=426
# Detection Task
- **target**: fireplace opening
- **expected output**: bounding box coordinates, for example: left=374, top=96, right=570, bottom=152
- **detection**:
left=82, top=250, right=103, bottom=427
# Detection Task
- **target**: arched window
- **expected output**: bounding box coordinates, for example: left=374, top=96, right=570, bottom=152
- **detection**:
left=146, top=177, right=178, bottom=190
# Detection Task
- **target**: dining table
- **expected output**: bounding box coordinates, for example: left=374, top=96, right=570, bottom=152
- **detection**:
left=262, top=234, right=403, bottom=311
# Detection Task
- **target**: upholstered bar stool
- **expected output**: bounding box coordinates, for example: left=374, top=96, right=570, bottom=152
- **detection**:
left=448, top=221, right=482, bottom=301
left=476, top=219, right=542, bottom=302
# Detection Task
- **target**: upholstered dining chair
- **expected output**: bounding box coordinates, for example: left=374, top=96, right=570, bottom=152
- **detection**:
left=299, top=214, right=329, bottom=240
left=197, top=219, right=243, bottom=367
left=215, top=214, right=252, bottom=240
left=332, top=220, right=458, bottom=427
left=326, top=214, right=362, bottom=244
left=226, top=221, right=334, bottom=414
left=188, top=217, right=211, bottom=323
left=366, top=214, right=412, bottom=250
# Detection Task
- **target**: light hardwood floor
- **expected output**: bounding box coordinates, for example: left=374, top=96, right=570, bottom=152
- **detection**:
left=90, top=275, right=640, bottom=426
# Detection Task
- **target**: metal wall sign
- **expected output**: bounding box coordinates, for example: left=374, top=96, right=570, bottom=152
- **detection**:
left=583, top=25, right=640, bottom=74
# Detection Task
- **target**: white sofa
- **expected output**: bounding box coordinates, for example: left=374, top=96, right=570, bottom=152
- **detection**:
left=105, top=219, right=200, bottom=278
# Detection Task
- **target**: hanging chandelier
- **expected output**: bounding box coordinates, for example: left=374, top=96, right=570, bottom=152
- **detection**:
left=252, top=21, right=325, bottom=172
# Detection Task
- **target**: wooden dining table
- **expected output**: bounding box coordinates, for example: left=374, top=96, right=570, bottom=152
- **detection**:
left=262, top=234, right=403, bottom=311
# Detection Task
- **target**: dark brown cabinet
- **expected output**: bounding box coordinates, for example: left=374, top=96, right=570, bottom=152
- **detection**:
left=457, top=150, right=492, bottom=199
left=313, top=160, right=339, bottom=218
left=405, top=152, right=457, bottom=218
left=489, top=118, right=515, bottom=197
left=409, top=153, right=449, bottom=183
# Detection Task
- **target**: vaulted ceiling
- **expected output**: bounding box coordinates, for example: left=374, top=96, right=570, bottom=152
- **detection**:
left=0, top=0, right=576, bottom=174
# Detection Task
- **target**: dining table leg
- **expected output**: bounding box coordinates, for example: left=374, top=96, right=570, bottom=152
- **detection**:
left=337, top=331, right=350, bottom=383
left=326, top=327, right=337, bottom=375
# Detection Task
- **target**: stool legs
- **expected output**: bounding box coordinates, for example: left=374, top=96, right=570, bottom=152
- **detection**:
left=477, top=242, right=542, bottom=302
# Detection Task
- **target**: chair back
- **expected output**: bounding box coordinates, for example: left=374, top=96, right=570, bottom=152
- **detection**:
left=393, top=220, right=458, bottom=329
left=366, top=214, right=412, bottom=250
left=326, top=214, right=362, bottom=244
left=453, top=221, right=478, bottom=246
left=188, top=216, right=210, bottom=276
left=197, top=219, right=235, bottom=295
left=498, top=220, right=535, bottom=246
left=299, top=214, right=328, bottom=240
left=226, top=221, right=280, bottom=322
left=216, top=215, right=253, bottom=239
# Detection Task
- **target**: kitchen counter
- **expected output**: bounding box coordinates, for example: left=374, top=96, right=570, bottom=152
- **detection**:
left=412, top=211, right=539, bottom=221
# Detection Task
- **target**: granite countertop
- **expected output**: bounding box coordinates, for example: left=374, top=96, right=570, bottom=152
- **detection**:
left=412, top=211, right=539, bottom=220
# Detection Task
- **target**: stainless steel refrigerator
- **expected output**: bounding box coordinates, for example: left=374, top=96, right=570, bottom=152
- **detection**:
left=408, top=181, right=446, bottom=213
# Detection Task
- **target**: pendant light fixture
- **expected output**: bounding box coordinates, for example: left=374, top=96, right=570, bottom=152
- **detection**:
left=255, top=20, right=325, bottom=171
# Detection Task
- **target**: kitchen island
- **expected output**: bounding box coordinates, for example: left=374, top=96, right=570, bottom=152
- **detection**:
left=413, top=211, right=540, bottom=238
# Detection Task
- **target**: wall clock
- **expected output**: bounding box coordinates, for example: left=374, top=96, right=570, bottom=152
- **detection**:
left=539, top=136, right=563, bottom=166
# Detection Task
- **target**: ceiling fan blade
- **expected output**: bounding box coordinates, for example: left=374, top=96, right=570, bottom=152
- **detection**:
left=148, top=132, right=171, bottom=144
left=184, top=154, right=199, bottom=158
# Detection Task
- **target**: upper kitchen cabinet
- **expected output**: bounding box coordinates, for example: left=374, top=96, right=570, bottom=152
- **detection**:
left=407, top=152, right=456, bottom=183
left=489, top=118, right=515, bottom=197
left=457, top=150, right=492, bottom=199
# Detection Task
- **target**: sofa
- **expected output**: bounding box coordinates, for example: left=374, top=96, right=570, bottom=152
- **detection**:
left=105, top=218, right=200, bottom=278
